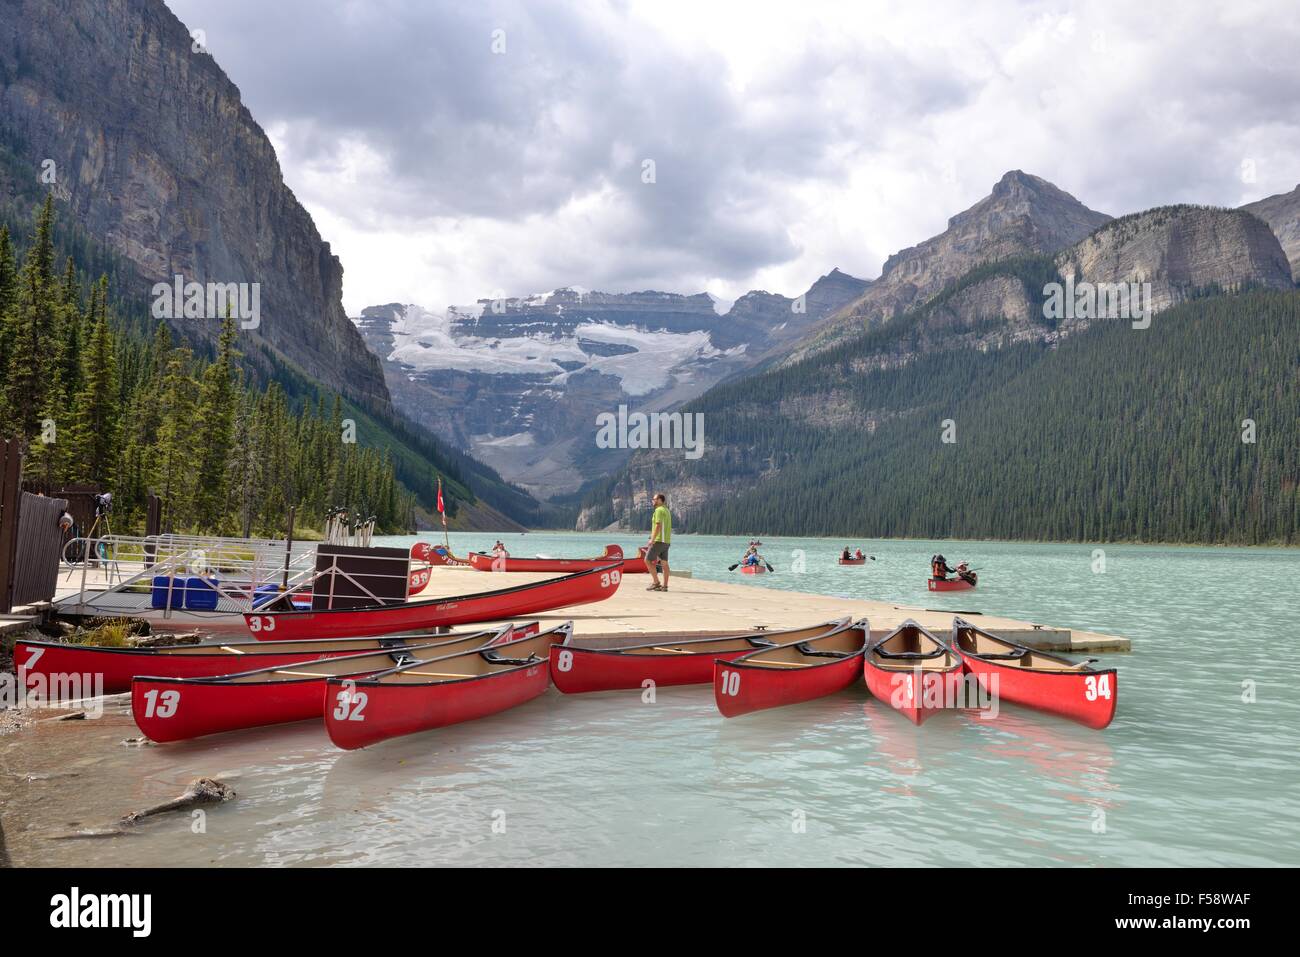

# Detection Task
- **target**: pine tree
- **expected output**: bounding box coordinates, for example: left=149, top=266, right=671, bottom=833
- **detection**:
left=193, top=313, right=239, bottom=529
left=152, top=346, right=199, bottom=526
left=3, top=197, right=59, bottom=436
left=68, top=278, right=120, bottom=486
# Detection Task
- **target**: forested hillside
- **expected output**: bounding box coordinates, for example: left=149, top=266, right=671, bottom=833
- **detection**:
left=585, top=288, right=1300, bottom=544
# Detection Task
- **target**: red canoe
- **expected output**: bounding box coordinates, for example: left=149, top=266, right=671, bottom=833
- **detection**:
left=131, top=624, right=518, bottom=742
left=552, top=618, right=850, bottom=694
left=863, top=620, right=964, bottom=725
left=467, top=544, right=622, bottom=573
left=713, top=619, right=867, bottom=717
left=928, top=574, right=976, bottom=591
left=951, top=617, right=1117, bottom=729
left=324, top=623, right=573, bottom=750
left=738, top=564, right=767, bottom=575
left=243, top=563, right=623, bottom=641
left=621, top=546, right=653, bottom=574
left=12, top=624, right=538, bottom=698
left=838, top=557, right=866, bottom=565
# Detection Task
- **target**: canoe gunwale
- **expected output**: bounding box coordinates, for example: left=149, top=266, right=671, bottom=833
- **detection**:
left=951, top=617, right=1113, bottom=677
left=343, top=622, right=574, bottom=687
left=560, top=618, right=852, bottom=659
left=722, top=617, right=865, bottom=672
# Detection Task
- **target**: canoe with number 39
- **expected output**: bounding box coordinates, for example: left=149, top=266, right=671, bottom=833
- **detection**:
left=242, top=564, right=622, bottom=640
left=713, top=619, right=868, bottom=717
left=324, top=622, right=573, bottom=750
left=130, top=624, right=522, bottom=742
left=951, top=617, right=1117, bottom=729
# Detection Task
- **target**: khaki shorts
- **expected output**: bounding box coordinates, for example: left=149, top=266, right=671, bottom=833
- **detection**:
left=646, top=542, right=670, bottom=563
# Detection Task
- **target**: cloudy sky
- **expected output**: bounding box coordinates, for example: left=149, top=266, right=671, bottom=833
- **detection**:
left=165, top=0, right=1300, bottom=315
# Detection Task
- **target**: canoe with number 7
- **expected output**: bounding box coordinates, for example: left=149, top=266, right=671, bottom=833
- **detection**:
left=242, top=564, right=622, bottom=640
left=15, top=624, right=540, bottom=697
left=713, top=619, right=868, bottom=717
left=552, top=618, right=851, bottom=693
left=863, top=620, right=964, bottom=725
left=131, top=624, right=519, bottom=742
left=951, top=617, right=1117, bottom=729
left=324, top=622, right=573, bottom=750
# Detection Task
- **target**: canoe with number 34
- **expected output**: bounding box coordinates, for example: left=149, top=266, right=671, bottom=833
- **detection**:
left=131, top=624, right=525, bottom=742
left=713, top=619, right=868, bottom=717
left=243, top=564, right=623, bottom=640
left=324, top=622, right=573, bottom=750
left=951, top=617, right=1116, bottom=729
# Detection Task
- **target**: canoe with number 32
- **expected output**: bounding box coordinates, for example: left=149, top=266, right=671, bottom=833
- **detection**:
left=243, top=564, right=623, bottom=640
left=324, top=622, right=573, bottom=750
left=131, top=624, right=523, bottom=742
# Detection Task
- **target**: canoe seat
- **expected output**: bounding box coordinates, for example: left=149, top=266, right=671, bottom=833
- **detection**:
left=874, top=647, right=946, bottom=660
left=480, top=651, right=544, bottom=667
left=794, top=642, right=851, bottom=659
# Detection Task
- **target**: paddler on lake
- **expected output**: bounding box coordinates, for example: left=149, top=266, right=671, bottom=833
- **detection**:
left=645, top=492, right=672, bottom=592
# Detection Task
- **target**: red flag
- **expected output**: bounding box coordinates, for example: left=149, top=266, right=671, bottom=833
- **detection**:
left=436, top=478, right=446, bottom=526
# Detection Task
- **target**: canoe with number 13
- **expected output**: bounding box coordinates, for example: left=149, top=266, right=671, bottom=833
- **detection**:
left=131, top=624, right=525, bottom=742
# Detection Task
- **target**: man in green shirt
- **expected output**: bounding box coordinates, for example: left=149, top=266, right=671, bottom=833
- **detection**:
left=645, top=492, right=672, bottom=591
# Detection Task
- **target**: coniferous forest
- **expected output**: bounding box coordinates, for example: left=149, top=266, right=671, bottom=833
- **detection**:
left=587, top=286, right=1300, bottom=545
left=0, top=196, right=408, bottom=535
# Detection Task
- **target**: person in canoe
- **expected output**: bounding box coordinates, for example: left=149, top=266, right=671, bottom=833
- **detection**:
left=841, top=546, right=852, bottom=561
left=491, top=540, right=509, bottom=558
left=931, top=553, right=956, bottom=580
left=854, top=548, right=864, bottom=560
left=955, top=561, right=977, bottom=586
left=645, top=492, right=672, bottom=592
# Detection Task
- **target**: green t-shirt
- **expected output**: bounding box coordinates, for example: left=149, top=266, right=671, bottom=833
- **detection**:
left=652, top=504, right=672, bottom=543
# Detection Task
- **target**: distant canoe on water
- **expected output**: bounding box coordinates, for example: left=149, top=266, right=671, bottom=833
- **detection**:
left=467, top=543, right=622, bottom=573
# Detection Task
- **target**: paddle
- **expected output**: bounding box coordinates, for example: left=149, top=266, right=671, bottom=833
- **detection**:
left=763, top=558, right=775, bottom=572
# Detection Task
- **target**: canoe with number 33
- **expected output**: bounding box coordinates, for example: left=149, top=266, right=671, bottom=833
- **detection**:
left=713, top=619, right=868, bottom=717
left=130, top=624, right=523, bottom=742
left=951, top=617, right=1117, bottom=729
left=324, top=622, right=573, bottom=750
left=242, top=564, right=623, bottom=640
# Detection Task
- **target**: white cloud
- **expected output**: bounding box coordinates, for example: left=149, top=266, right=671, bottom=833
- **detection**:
left=166, top=0, right=1300, bottom=314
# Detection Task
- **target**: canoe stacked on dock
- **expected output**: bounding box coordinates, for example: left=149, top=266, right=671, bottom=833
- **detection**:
left=466, top=544, right=623, bottom=573
left=241, top=563, right=623, bottom=640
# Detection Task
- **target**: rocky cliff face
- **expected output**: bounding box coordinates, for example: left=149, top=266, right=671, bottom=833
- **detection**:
left=791, top=170, right=1112, bottom=359
left=1242, top=184, right=1300, bottom=282
left=355, top=273, right=868, bottom=496
left=1057, top=206, right=1294, bottom=312
left=0, top=0, right=389, bottom=410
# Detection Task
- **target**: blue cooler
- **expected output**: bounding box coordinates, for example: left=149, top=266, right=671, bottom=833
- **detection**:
left=184, top=576, right=220, bottom=611
left=252, top=585, right=281, bottom=609
left=151, top=575, right=183, bottom=610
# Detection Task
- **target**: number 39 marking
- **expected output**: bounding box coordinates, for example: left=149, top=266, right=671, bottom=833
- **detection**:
left=600, top=570, right=622, bottom=588
left=1084, top=674, right=1112, bottom=701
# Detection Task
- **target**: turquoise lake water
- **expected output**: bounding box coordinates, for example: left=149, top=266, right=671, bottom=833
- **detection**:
left=6, top=531, right=1298, bottom=867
